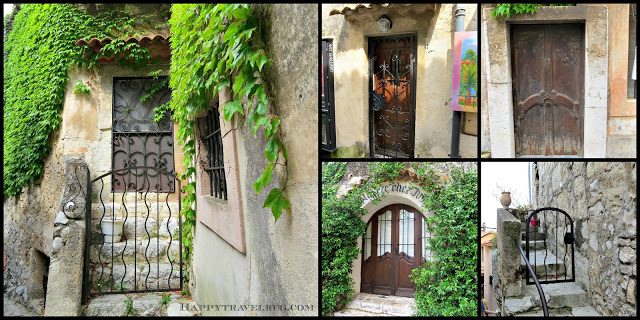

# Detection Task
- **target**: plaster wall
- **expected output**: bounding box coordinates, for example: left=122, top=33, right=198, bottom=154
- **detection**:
left=532, top=162, right=636, bottom=316
left=322, top=4, right=478, bottom=158
left=191, top=4, right=318, bottom=316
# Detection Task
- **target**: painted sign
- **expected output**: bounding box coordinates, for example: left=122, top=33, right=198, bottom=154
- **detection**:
left=361, top=182, right=426, bottom=204
left=451, top=31, right=478, bottom=112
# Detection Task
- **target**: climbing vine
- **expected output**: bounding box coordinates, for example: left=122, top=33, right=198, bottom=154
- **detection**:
left=491, top=4, right=576, bottom=19
left=410, top=165, right=478, bottom=316
left=167, top=4, right=290, bottom=275
left=3, top=4, right=161, bottom=199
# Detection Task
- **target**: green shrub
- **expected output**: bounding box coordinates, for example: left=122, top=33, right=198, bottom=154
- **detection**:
left=410, top=166, right=478, bottom=316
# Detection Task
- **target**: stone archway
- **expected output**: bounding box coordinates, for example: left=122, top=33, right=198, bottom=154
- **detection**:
left=350, top=185, right=434, bottom=294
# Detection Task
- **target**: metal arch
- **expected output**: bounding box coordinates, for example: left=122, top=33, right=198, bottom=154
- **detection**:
left=525, top=207, right=575, bottom=285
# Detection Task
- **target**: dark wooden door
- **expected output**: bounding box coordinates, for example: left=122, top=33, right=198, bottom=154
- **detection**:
left=511, top=24, right=584, bottom=156
left=369, top=36, right=416, bottom=158
left=361, top=204, right=423, bottom=297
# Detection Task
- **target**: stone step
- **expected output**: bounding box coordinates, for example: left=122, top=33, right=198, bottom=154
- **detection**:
left=90, top=217, right=183, bottom=239
left=85, top=292, right=195, bottom=316
left=520, top=249, right=566, bottom=278
left=333, top=308, right=393, bottom=316
left=88, top=263, right=182, bottom=292
left=342, top=293, right=415, bottom=316
left=90, top=238, right=180, bottom=262
left=91, top=202, right=180, bottom=221
left=514, top=304, right=603, bottom=317
left=521, top=239, right=547, bottom=250
left=503, top=282, right=589, bottom=315
left=521, top=232, right=546, bottom=241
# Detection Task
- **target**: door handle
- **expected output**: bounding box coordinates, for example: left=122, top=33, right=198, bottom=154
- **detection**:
left=372, top=92, right=384, bottom=111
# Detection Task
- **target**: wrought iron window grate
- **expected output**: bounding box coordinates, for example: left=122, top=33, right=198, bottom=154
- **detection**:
left=112, top=77, right=174, bottom=192
left=199, top=106, right=227, bottom=200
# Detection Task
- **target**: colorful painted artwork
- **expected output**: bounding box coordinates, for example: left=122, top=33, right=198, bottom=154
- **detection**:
left=451, top=31, right=478, bottom=112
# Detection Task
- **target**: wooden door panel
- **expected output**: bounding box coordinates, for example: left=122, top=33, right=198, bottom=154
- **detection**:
left=363, top=204, right=422, bottom=297
left=370, top=36, right=416, bottom=158
left=373, top=253, right=393, bottom=295
left=512, top=24, right=584, bottom=156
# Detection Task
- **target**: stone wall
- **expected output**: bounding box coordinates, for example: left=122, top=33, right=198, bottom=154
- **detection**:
left=3, top=119, right=65, bottom=314
left=532, top=162, right=637, bottom=316
left=190, top=4, right=318, bottom=316
left=322, top=4, right=478, bottom=158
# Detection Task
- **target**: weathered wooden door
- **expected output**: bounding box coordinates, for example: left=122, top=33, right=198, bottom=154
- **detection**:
left=369, top=35, right=416, bottom=158
left=511, top=24, right=584, bottom=156
left=361, top=204, right=422, bottom=297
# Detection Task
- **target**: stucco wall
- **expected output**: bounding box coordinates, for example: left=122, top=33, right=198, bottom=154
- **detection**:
left=191, top=4, right=318, bottom=316
left=322, top=4, right=478, bottom=158
left=532, top=162, right=636, bottom=316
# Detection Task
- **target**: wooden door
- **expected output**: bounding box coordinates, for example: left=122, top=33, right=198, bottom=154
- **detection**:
left=361, top=204, right=423, bottom=297
left=369, top=36, right=416, bottom=158
left=511, top=24, right=584, bottom=156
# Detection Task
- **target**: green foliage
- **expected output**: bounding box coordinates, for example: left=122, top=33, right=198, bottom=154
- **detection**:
left=3, top=4, right=158, bottom=199
left=168, top=4, right=288, bottom=280
left=123, top=298, right=135, bottom=316
left=491, top=4, right=575, bottom=18
left=73, top=80, right=91, bottom=95
left=410, top=166, right=478, bottom=316
left=161, top=292, right=171, bottom=305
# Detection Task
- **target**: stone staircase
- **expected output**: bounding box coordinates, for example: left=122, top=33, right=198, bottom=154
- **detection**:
left=87, top=201, right=184, bottom=293
left=502, top=229, right=602, bottom=316
left=332, top=293, right=415, bottom=316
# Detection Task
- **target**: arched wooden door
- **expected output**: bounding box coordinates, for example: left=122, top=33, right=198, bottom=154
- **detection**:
left=361, top=204, right=431, bottom=297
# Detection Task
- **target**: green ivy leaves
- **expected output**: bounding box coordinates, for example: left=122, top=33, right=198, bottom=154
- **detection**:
left=410, top=166, right=478, bottom=316
left=491, top=4, right=575, bottom=19
left=4, top=4, right=160, bottom=199
left=169, top=3, right=290, bottom=227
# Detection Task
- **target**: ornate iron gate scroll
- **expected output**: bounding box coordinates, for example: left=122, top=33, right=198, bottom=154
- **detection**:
left=369, top=35, right=417, bottom=158
left=525, top=207, right=575, bottom=285
left=83, top=166, right=182, bottom=298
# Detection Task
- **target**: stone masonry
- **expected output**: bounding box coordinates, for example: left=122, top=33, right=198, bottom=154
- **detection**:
left=532, top=162, right=636, bottom=316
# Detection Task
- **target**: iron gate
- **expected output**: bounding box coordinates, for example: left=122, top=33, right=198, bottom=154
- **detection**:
left=525, top=207, right=575, bottom=285
left=83, top=166, right=182, bottom=299
left=369, top=35, right=417, bottom=158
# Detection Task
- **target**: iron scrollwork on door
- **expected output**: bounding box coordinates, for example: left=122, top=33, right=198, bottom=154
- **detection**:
left=112, top=77, right=175, bottom=192
left=369, top=35, right=416, bottom=158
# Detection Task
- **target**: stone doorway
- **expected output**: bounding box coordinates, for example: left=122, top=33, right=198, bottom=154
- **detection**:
left=27, top=249, right=50, bottom=313
left=483, top=6, right=608, bottom=158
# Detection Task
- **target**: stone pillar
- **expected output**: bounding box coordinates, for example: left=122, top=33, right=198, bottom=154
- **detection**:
left=495, top=208, right=523, bottom=300
left=44, top=157, right=89, bottom=316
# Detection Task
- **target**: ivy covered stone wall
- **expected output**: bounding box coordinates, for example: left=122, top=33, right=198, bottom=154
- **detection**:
left=532, top=162, right=636, bottom=316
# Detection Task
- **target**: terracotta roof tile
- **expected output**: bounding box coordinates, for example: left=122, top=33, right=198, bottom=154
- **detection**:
left=75, top=33, right=172, bottom=63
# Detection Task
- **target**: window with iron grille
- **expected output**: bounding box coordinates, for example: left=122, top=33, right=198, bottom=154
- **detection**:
left=198, top=105, right=227, bottom=200
left=112, top=77, right=174, bottom=192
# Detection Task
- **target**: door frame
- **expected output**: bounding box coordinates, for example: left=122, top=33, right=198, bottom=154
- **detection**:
left=510, top=23, right=585, bottom=156
left=360, top=204, right=426, bottom=297
left=483, top=7, right=608, bottom=158
left=367, top=34, right=418, bottom=159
